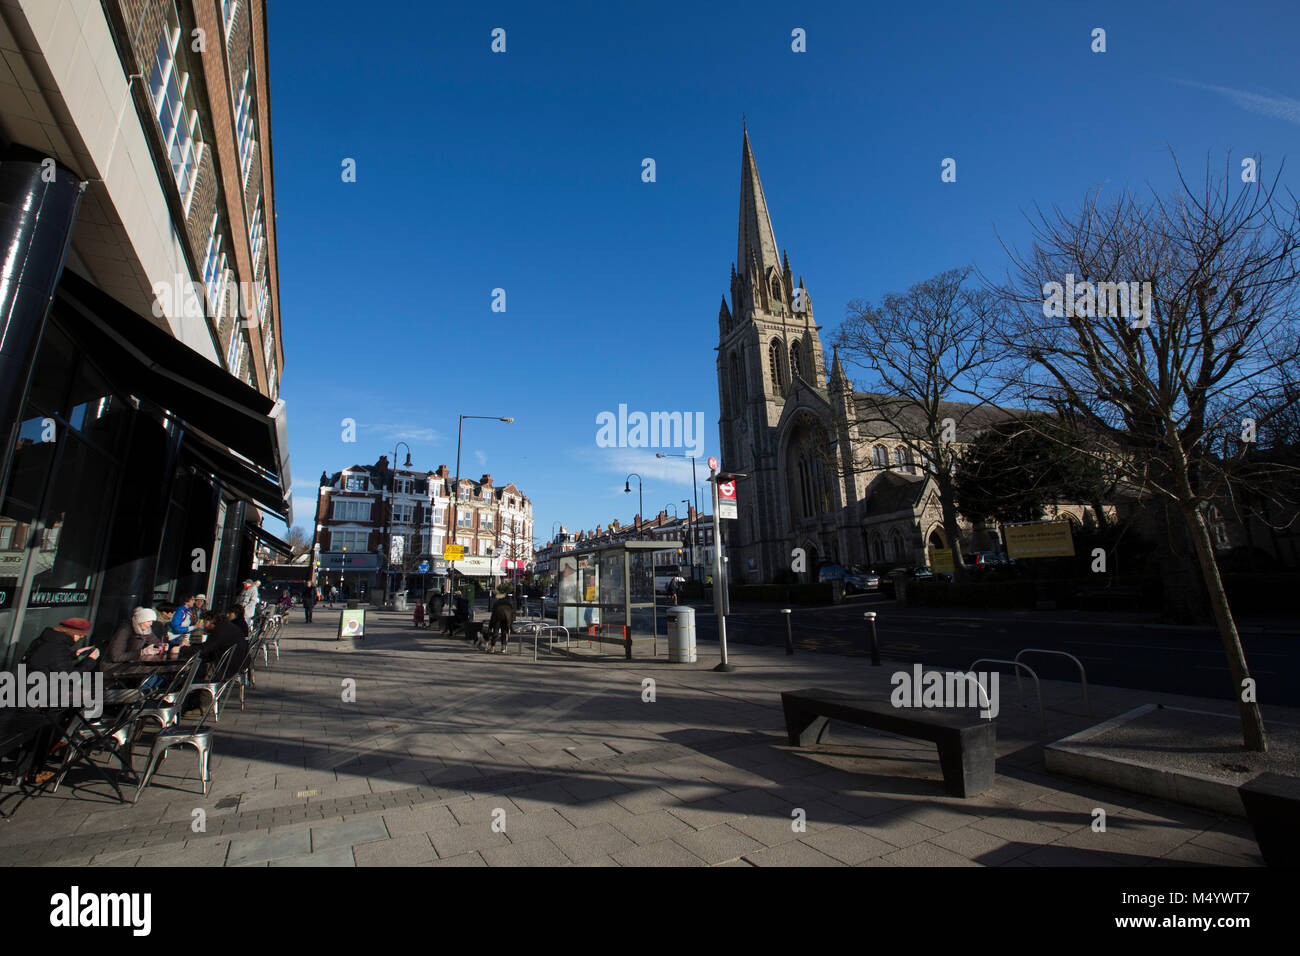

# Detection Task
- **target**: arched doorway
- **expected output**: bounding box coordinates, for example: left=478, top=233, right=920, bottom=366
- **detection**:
left=803, top=541, right=820, bottom=584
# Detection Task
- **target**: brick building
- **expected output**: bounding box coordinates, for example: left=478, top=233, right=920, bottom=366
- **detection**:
left=312, top=458, right=533, bottom=600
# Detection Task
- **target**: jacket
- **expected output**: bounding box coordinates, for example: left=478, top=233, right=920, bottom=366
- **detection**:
left=23, top=628, right=97, bottom=674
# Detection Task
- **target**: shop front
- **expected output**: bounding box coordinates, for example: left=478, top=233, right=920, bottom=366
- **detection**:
left=0, top=268, right=291, bottom=666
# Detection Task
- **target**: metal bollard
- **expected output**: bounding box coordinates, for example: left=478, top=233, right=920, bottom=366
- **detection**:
left=781, top=608, right=793, bottom=655
left=864, top=611, right=880, bottom=666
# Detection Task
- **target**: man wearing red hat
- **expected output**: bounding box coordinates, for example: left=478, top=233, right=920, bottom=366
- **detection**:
left=17, top=618, right=100, bottom=785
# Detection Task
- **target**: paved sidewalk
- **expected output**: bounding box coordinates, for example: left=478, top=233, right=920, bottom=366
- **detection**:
left=0, top=610, right=1278, bottom=867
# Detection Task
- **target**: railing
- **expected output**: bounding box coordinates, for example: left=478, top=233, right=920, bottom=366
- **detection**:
left=1014, top=648, right=1090, bottom=715
left=967, top=658, right=1046, bottom=733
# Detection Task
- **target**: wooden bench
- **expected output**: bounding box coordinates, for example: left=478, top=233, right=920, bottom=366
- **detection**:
left=1238, top=772, right=1300, bottom=866
left=780, top=688, right=997, bottom=797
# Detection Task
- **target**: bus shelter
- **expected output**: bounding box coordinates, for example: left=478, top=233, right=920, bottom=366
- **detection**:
left=557, top=539, right=682, bottom=659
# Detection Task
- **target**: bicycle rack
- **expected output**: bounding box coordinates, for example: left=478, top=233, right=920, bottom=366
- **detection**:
left=941, top=670, right=994, bottom=718
left=968, top=658, right=1046, bottom=733
left=1014, top=648, right=1090, bottom=715
left=513, top=623, right=570, bottom=660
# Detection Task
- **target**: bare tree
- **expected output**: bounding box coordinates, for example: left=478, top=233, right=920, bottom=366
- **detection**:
left=997, top=155, right=1300, bottom=752
left=284, top=526, right=312, bottom=561
left=836, top=267, right=1015, bottom=579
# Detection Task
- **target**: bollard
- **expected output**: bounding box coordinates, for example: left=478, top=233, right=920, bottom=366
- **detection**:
left=781, top=608, right=793, bottom=655
left=864, top=611, right=880, bottom=666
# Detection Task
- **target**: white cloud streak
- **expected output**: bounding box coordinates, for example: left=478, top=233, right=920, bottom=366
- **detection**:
left=1177, top=80, right=1300, bottom=126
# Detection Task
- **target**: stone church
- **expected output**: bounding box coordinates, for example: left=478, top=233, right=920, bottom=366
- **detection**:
left=716, top=130, right=993, bottom=583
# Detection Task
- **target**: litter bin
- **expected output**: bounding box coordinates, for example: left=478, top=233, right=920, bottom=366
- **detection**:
left=395, top=590, right=408, bottom=612
left=346, top=599, right=358, bottom=610
left=667, top=606, right=696, bottom=663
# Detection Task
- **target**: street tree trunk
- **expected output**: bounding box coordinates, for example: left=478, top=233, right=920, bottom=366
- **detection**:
left=936, top=471, right=967, bottom=581
left=1181, top=502, right=1267, bottom=751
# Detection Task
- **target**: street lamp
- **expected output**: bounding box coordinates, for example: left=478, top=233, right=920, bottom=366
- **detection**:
left=657, top=452, right=701, bottom=581
left=623, top=473, right=643, bottom=538
left=451, top=414, right=513, bottom=607
left=682, top=499, right=694, bottom=573
left=383, top=441, right=413, bottom=607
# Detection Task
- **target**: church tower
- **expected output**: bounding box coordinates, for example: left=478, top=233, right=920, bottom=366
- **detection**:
left=717, top=128, right=831, bottom=582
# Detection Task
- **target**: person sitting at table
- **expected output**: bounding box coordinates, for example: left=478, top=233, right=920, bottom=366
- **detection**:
left=19, top=618, right=100, bottom=784
left=107, top=607, right=166, bottom=662
left=167, top=595, right=199, bottom=645
left=199, top=607, right=250, bottom=683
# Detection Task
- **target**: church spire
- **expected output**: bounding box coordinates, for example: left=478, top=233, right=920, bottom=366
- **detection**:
left=829, top=346, right=849, bottom=392
left=737, top=128, right=781, bottom=283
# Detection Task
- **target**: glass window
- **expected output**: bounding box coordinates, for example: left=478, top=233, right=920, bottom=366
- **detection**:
left=332, top=499, right=369, bottom=521
left=345, top=475, right=367, bottom=491
left=332, top=530, right=368, bottom=551
left=222, top=0, right=237, bottom=34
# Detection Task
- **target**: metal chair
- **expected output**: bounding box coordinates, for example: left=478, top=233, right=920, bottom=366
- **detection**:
left=187, top=645, right=239, bottom=724
left=133, top=655, right=202, bottom=738
left=51, top=696, right=148, bottom=803
left=133, top=691, right=220, bottom=801
left=261, top=614, right=282, bottom=664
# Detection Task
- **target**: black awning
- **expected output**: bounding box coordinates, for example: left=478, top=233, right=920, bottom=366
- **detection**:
left=246, top=521, right=294, bottom=556
left=184, top=433, right=290, bottom=521
left=52, top=269, right=291, bottom=496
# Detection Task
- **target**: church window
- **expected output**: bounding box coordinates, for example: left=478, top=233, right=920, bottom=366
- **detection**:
left=770, top=276, right=781, bottom=303
left=729, top=352, right=743, bottom=411
left=790, top=339, right=802, bottom=380
left=890, top=529, right=904, bottom=561
left=873, top=445, right=888, bottom=468
left=768, top=339, right=787, bottom=393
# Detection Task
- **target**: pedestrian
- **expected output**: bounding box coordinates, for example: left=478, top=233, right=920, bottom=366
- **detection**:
left=302, top=582, right=316, bottom=623
left=667, top=576, right=680, bottom=606
left=329, top=584, right=338, bottom=608
left=236, top=579, right=259, bottom=626
left=413, top=600, right=425, bottom=628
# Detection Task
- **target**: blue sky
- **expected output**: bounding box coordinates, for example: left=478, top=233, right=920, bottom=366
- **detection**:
left=263, top=0, right=1300, bottom=543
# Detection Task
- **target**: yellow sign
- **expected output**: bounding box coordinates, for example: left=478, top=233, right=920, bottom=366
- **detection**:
left=928, top=547, right=954, bottom=572
left=584, top=585, right=596, bottom=602
left=443, top=545, right=466, bottom=560
left=1004, top=520, right=1075, bottom=558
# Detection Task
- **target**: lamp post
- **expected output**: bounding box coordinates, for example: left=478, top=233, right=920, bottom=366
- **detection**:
left=661, top=502, right=679, bottom=582
left=657, top=453, right=700, bottom=580
left=682, top=498, right=693, bottom=574
left=451, top=414, right=513, bottom=607
left=623, top=473, right=643, bottom=538
left=383, top=441, right=412, bottom=607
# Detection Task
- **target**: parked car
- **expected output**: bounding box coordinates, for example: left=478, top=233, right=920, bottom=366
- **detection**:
left=881, top=566, right=938, bottom=598
left=844, top=566, right=881, bottom=593
left=816, top=563, right=848, bottom=586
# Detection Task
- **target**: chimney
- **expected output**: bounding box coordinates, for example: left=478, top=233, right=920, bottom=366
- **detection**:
left=481, top=474, right=492, bottom=486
